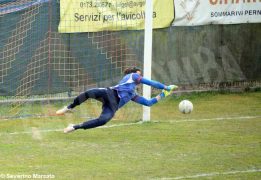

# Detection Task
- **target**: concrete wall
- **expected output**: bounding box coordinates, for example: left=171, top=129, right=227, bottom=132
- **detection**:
left=151, top=24, right=261, bottom=85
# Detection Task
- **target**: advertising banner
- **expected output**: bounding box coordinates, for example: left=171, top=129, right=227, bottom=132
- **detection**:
left=173, top=0, right=261, bottom=26
left=59, top=0, right=174, bottom=33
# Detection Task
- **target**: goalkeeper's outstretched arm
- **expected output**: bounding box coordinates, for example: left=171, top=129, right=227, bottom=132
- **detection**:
left=131, top=92, right=168, bottom=107
left=132, top=73, right=177, bottom=92
left=132, top=73, right=168, bottom=90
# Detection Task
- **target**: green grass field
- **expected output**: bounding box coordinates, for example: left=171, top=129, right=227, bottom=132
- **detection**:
left=0, top=91, right=260, bottom=179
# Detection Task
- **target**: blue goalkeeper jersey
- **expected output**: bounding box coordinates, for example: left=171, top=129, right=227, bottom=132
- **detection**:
left=111, top=73, right=166, bottom=108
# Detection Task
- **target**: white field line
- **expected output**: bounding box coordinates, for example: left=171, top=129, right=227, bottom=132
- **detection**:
left=158, top=169, right=261, bottom=180
left=5, top=122, right=143, bottom=135
left=1, top=115, right=260, bottom=136
left=164, top=115, right=261, bottom=123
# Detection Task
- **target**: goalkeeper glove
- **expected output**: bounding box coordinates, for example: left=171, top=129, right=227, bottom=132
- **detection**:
left=160, top=85, right=178, bottom=98
left=166, top=85, right=178, bottom=92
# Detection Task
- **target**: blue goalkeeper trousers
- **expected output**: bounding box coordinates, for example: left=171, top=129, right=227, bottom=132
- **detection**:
left=68, top=88, right=119, bottom=130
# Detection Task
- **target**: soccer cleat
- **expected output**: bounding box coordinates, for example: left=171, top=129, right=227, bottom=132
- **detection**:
left=64, top=124, right=75, bottom=133
left=56, top=106, right=71, bottom=115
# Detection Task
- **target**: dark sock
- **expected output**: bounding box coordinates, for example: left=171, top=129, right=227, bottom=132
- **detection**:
left=67, top=104, right=74, bottom=109
left=73, top=124, right=81, bottom=130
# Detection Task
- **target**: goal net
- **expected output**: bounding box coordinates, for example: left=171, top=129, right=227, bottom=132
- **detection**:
left=0, top=0, right=155, bottom=121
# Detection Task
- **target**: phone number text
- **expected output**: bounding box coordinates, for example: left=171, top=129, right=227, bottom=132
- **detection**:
left=79, top=1, right=145, bottom=9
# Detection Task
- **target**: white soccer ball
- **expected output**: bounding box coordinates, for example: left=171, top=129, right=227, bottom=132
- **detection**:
left=179, top=100, right=193, bottom=114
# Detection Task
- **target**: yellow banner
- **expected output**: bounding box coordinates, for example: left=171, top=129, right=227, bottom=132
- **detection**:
left=58, top=0, right=175, bottom=33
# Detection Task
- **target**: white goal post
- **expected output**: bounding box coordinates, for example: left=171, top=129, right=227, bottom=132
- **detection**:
left=142, top=0, right=153, bottom=122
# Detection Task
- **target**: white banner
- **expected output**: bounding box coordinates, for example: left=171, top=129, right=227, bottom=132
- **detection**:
left=173, top=0, right=261, bottom=26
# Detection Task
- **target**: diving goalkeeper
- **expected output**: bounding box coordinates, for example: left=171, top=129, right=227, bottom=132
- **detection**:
left=56, top=67, right=178, bottom=133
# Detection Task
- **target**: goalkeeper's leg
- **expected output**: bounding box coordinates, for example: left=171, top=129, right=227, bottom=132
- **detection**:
left=56, top=91, right=88, bottom=115
left=56, top=88, right=107, bottom=115
left=64, top=105, right=115, bottom=133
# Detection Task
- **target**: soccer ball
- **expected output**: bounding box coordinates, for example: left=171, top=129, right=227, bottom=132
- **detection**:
left=179, top=100, right=193, bottom=114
